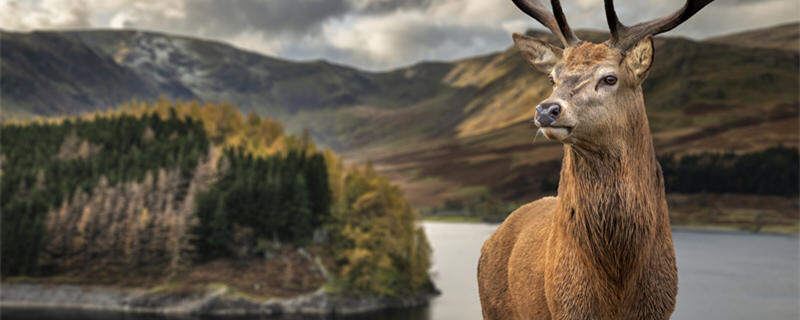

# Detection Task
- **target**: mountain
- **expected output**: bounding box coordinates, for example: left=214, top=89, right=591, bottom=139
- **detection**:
left=706, top=22, right=799, bottom=51
left=1, top=29, right=456, bottom=145
left=333, top=28, right=800, bottom=207
left=2, top=24, right=798, bottom=207
left=1, top=31, right=161, bottom=117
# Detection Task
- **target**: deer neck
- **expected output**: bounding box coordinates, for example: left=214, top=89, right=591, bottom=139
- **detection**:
left=555, top=113, right=667, bottom=287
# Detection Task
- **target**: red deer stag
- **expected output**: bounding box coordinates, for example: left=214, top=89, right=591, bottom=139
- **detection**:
left=478, top=0, right=714, bottom=319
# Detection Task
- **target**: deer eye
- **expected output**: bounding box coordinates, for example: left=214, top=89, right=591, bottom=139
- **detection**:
left=548, top=76, right=556, bottom=86
left=602, top=75, right=617, bottom=86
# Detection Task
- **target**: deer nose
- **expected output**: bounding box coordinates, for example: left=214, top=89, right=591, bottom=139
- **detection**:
left=535, top=103, right=561, bottom=127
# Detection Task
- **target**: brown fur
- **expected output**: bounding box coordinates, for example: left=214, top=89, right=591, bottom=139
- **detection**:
left=563, top=42, right=613, bottom=69
left=478, top=38, right=678, bottom=319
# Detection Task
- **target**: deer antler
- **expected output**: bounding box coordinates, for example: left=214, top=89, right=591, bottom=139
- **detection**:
left=512, top=0, right=579, bottom=47
left=605, top=0, right=714, bottom=50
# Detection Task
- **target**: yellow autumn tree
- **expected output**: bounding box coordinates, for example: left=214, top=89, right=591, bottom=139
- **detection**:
left=328, top=164, right=433, bottom=296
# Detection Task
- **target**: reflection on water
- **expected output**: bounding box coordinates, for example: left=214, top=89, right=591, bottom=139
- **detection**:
left=671, top=230, right=799, bottom=320
left=424, top=223, right=800, bottom=320
left=423, top=222, right=498, bottom=320
left=3, top=222, right=798, bottom=320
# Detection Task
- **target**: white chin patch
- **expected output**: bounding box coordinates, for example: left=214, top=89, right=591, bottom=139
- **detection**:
left=542, top=127, right=570, bottom=141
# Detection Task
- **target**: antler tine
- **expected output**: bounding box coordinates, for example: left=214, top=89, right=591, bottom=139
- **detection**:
left=603, top=0, right=623, bottom=44
left=605, top=0, right=714, bottom=50
left=550, top=0, right=579, bottom=46
left=512, top=0, right=579, bottom=47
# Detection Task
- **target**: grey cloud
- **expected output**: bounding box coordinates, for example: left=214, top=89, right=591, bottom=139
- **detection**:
left=0, top=0, right=92, bottom=30
left=63, top=1, right=92, bottom=28
left=172, top=0, right=432, bottom=39
left=180, top=0, right=350, bottom=37
left=263, top=14, right=511, bottom=70
left=1, top=0, right=797, bottom=70
left=335, top=23, right=510, bottom=70
left=521, top=0, right=798, bottom=39
left=353, top=0, right=432, bottom=13
left=727, top=0, right=783, bottom=4
left=393, top=24, right=509, bottom=60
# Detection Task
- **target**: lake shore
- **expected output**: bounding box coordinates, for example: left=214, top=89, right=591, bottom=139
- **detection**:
left=423, top=217, right=799, bottom=236
left=422, top=193, right=800, bottom=236
left=0, top=283, right=437, bottom=317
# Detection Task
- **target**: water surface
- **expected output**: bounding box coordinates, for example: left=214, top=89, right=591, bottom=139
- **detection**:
left=421, top=222, right=800, bottom=320
left=4, top=222, right=798, bottom=320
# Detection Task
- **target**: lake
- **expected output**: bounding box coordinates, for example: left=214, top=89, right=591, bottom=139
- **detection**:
left=421, top=222, right=800, bottom=320
left=3, top=222, right=798, bottom=319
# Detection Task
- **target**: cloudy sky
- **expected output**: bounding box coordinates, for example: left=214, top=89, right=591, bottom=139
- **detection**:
left=1, top=0, right=797, bottom=70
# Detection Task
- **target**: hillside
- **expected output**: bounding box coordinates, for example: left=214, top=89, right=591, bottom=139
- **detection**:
left=2, top=24, right=798, bottom=210
left=1, top=101, right=434, bottom=311
left=706, top=22, right=799, bottom=52
left=1, top=29, right=458, bottom=149
left=341, top=28, right=800, bottom=208
left=1, top=31, right=161, bottom=117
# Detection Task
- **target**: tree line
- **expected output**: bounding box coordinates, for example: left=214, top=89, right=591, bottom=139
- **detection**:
left=533, top=146, right=799, bottom=197
left=424, top=146, right=798, bottom=222
left=192, top=147, right=330, bottom=260
left=1, top=111, right=208, bottom=275
left=1, top=100, right=434, bottom=297
left=659, top=146, right=799, bottom=196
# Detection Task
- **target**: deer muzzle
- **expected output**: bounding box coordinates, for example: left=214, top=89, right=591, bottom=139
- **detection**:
left=535, top=102, right=562, bottom=127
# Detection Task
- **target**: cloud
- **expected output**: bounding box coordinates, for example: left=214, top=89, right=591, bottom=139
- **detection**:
left=105, top=1, right=186, bottom=30
left=350, top=0, right=431, bottom=13
left=180, top=0, right=350, bottom=37
left=0, top=0, right=797, bottom=70
left=1, top=0, right=91, bottom=30
left=320, top=10, right=511, bottom=69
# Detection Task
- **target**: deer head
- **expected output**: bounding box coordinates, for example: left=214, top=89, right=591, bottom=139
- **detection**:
left=514, top=0, right=713, bottom=154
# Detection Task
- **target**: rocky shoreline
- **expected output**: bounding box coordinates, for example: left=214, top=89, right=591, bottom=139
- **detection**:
left=0, top=283, right=437, bottom=317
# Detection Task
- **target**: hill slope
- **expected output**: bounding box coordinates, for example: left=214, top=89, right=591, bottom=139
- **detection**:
left=1, top=31, right=162, bottom=116
left=2, top=24, right=798, bottom=207
left=2, top=29, right=457, bottom=143
left=706, top=22, right=799, bottom=51
left=337, top=28, right=800, bottom=207
left=1, top=101, right=434, bottom=302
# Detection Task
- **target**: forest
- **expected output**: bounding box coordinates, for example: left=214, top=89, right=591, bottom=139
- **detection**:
left=425, top=146, right=799, bottom=223
left=1, top=111, right=209, bottom=275
left=1, top=100, right=432, bottom=297
left=659, top=146, right=799, bottom=196
left=193, top=147, right=331, bottom=259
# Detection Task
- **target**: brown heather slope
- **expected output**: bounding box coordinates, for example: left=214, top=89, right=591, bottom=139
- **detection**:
left=343, top=27, right=800, bottom=209
left=706, top=22, right=799, bottom=52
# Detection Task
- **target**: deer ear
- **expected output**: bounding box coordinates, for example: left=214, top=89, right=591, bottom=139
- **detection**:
left=513, top=33, right=562, bottom=73
left=623, top=36, right=654, bottom=83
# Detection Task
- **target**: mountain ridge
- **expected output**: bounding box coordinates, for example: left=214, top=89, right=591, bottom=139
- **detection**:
left=2, top=23, right=798, bottom=207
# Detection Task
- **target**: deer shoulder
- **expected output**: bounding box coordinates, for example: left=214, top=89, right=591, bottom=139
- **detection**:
left=478, top=197, right=556, bottom=320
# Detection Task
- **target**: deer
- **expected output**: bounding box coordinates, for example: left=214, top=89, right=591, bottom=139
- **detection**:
left=477, top=0, right=715, bottom=319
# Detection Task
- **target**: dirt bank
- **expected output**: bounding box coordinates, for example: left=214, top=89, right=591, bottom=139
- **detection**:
left=0, top=283, right=435, bottom=317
